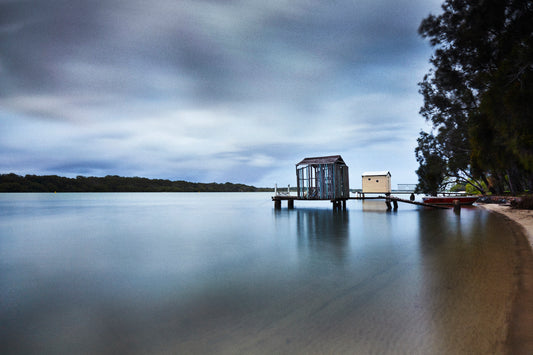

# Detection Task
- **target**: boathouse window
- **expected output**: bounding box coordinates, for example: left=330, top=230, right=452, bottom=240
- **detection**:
left=376, top=180, right=379, bottom=183
left=368, top=178, right=371, bottom=181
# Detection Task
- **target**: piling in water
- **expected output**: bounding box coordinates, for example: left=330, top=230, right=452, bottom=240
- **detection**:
left=453, top=199, right=461, bottom=214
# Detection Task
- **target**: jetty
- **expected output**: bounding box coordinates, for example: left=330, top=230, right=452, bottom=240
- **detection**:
left=272, top=155, right=450, bottom=210
left=272, top=194, right=449, bottom=210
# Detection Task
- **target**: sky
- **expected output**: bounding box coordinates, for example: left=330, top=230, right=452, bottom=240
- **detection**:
left=0, top=0, right=444, bottom=188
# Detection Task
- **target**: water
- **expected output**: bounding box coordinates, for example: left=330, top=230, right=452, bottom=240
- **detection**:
left=0, top=193, right=521, bottom=354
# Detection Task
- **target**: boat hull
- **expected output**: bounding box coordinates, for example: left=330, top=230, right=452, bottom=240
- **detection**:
left=422, top=196, right=478, bottom=206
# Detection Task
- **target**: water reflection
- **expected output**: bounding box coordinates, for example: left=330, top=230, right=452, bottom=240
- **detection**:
left=296, top=208, right=349, bottom=263
left=0, top=194, right=521, bottom=354
left=361, top=199, right=392, bottom=212
left=274, top=207, right=349, bottom=265
left=416, top=207, right=516, bottom=353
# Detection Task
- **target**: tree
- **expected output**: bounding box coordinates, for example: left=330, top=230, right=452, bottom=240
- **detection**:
left=416, top=0, right=533, bottom=195
left=0, top=174, right=265, bottom=192
left=415, top=132, right=447, bottom=195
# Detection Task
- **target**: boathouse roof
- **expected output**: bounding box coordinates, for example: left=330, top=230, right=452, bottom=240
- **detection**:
left=362, top=171, right=391, bottom=177
left=296, top=155, right=346, bottom=166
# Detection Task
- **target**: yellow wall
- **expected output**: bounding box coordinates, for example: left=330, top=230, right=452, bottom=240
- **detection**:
left=362, top=175, right=391, bottom=193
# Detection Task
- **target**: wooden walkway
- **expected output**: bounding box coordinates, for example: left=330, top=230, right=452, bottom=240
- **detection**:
left=272, top=195, right=348, bottom=210
left=350, top=195, right=449, bottom=209
left=272, top=195, right=449, bottom=210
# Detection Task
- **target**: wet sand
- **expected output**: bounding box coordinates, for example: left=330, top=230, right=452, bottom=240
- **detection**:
left=478, top=204, right=533, bottom=354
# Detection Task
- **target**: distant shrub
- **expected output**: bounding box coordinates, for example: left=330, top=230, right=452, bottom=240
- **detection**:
left=513, top=196, right=533, bottom=210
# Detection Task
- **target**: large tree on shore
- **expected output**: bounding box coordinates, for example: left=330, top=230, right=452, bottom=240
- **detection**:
left=416, top=0, right=533, bottom=194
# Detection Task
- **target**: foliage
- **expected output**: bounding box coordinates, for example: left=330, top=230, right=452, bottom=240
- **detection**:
left=449, top=183, right=466, bottom=192
left=0, top=173, right=269, bottom=193
left=414, top=132, right=447, bottom=195
left=416, top=0, right=533, bottom=195
left=513, top=196, right=533, bottom=210
left=465, top=181, right=487, bottom=195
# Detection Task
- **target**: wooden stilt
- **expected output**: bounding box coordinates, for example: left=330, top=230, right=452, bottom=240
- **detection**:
left=272, top=194, right=449, bottom=211
left=453, top=199, right=461, bottom=214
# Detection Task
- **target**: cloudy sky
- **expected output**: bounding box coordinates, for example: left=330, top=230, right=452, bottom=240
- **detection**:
left=1, top=0, right=443, bottom=188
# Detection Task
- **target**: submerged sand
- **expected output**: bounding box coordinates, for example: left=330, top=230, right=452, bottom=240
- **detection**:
left=478, top=204, right=533, bottom=354
left=479, top=204, right=533, bottom=247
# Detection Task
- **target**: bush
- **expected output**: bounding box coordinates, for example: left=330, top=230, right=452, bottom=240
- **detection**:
left=513, top=196, right=533, bottom=210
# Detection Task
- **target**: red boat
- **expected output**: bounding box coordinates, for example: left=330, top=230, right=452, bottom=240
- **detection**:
left=422, top=196, right=479, bottom=206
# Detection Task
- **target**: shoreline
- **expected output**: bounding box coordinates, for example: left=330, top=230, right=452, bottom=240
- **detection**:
left=478, top=203, right=533, bottom=248
left=477, top=203, right=533, bottom=353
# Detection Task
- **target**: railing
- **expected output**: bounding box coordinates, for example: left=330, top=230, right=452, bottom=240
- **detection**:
left=274, top=184, right=291, bottom=196
left=397, top=184, right=417, bottom=191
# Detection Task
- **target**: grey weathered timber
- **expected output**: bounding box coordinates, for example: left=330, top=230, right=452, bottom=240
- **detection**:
left=350, top=195, right=449, bottom=209
left=272, top=195, right=298, bottom=209
left=272, top=195, right=447, bottom=210
left=296, top=155, right=349, bottom=200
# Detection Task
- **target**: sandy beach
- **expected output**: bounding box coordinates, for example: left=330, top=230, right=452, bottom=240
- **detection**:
left=478, top=203, right=533, bottom=354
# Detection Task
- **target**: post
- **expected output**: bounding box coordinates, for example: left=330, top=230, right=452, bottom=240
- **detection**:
left=385, top=198, right=392, bottom=210
left=453, top=199, right=461, bottom=214
left=274, top=199, right=281, bottom=209
left=342, top=199, right=347, bottom=210
left=393, top=199, right=398, bottom=210
left=275, top=183, right=278, bottom=196
left=288, top=184, right=290, bottom=196
left=288, top=199, right=294, bottom=209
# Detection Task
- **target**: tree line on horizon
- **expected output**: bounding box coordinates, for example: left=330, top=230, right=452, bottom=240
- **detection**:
left=0, top=173, right=270, bottom=193
left=415, top=0, right=532, bottom=195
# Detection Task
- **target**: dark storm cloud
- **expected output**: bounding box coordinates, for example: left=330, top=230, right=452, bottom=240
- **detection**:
left=0, top=0, right=443, bottom=185
left=1, top=0, right=435, bottom=104
left=0, top=1, right=104, bottom=93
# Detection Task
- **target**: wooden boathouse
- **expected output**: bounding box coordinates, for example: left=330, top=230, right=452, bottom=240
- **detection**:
left=273, top=155, right=350, bottom=210
left=361, top=171, right=392, bottom=194
left=273, top=155, right=449, bottom=210
left=296, top=155, right=349, bottom=200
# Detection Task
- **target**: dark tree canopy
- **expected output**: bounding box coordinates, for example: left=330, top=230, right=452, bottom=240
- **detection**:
left=415, top=132, right=448, bottom=196
left=416, top=0, right=533, bottom=195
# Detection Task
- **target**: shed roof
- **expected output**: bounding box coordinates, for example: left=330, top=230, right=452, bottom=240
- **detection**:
left=362, top=171, right=391, bottom=177
left=297, top=155, right=345, bottom=166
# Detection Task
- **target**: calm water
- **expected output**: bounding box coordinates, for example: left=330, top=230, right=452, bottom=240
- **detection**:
left=0, top=193, right=520, bottom=354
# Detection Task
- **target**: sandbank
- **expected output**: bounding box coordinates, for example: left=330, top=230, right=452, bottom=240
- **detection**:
left=478, top=203, right=533, bottom=354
